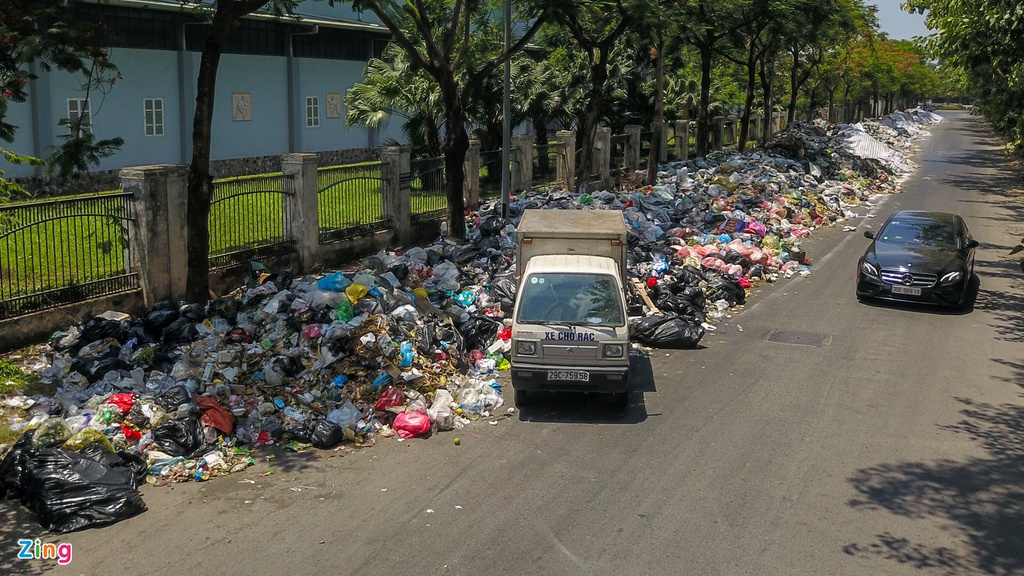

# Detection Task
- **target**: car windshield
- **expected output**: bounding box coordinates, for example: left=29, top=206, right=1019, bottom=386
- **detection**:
left=516, top=272, right=624, bottom=326
left=878, top=217, right=957, bottom=248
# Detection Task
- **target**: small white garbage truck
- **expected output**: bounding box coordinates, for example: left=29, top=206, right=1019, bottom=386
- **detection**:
left=510, top=209, right=631, bottom=409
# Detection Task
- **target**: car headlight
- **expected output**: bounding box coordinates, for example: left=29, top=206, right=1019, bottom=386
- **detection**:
left=860, top=261, right=880, bottom=278
left=603, top=343, right=625, bottom=358
left=515, top=341, right=536, bottom=355
left=939, top=270, right=963, bottom=285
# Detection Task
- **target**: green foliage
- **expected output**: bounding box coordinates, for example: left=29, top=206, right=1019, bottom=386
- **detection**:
left=906, top=0, right=1024, bottom=151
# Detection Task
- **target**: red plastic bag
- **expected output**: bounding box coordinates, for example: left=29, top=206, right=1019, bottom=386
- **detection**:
left=393, top=412, right=431, bottom=439
left=374, top=387, right=406, bottom=412
left=106, top=393, right=135, bottom=415
left=197, top=395, right=234, bottom=434
left=120, top=423, right=142, bottom=441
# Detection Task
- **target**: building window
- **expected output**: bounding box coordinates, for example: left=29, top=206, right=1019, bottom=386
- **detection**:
left=306, top=96, right=319, bottom=128
left=144, top=98, right=164, bottom=136
left=67, top=99, right=91, bottom=135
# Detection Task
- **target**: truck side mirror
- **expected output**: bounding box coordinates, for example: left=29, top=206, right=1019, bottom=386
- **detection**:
left=863, top=230, right=876, bottom=240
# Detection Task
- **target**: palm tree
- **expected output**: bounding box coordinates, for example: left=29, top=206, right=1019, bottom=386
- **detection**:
left=345, top=44, right=445, bottom=159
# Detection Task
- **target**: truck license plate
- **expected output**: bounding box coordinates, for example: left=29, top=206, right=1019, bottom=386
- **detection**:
left=891, top=285, right=922, bottom=296
left=548, top=370, right=590, bottom=382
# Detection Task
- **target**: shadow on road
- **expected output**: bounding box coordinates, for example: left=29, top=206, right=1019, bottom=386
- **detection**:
left=515, top=352, right=655, bottom=424
left=843, top=112, right=1024, bottom=576
left=844, top=387, right=1024, bottom=576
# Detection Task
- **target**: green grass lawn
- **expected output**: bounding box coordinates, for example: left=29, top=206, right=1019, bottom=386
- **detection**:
left=1, top=159, right=488, bottom=310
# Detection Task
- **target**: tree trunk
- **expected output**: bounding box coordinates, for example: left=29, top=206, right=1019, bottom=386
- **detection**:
left=787, top=47, right=799, bottom=125
left=646, top=38, right=665, bottom=185
left=441, top=79, right=469, bottom=240
left=739, top=40, right=757, bottom=152
left=184, top=7, right=235, bottom=303
left=575, top=49, right=610, bottom=189
left=696, top=41, right=713, bottom=157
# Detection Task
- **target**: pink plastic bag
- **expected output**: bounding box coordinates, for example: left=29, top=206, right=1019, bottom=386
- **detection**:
left=393, top=412, right=432, bottom=439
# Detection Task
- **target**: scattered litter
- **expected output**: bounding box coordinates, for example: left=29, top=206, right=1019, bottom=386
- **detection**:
left=0, top=107, right=940, bottom=533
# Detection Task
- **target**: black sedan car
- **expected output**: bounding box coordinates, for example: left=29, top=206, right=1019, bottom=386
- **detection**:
left=856, top=210, right=978, bottom=308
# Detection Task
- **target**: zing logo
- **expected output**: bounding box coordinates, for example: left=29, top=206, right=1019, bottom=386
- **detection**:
left=17, top=539, right=73, bottom=565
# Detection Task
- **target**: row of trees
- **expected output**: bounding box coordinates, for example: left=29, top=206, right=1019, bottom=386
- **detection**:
left=904, top=1, right=1024, bottom=153
left=2, top=0, right=939, bottom=302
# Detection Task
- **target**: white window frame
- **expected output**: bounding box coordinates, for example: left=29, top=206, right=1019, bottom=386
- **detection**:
left=144, top=98, right=165, bottom=137
left=67, top=98, right=92, bottom=135
left=306, top=96, right=320, bottom=128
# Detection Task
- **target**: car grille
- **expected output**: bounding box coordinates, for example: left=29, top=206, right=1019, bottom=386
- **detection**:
left=880, top=269, right=937, bottom=287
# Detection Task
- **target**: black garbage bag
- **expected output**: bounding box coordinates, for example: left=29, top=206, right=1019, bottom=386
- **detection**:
left=630, top=314, right=705, bottom=349
left=77, top=443, right=148, bottom=489
left=18, top=446, right=147, bottom=533
left=706, top=272, right=746, bottom=306
left=152, top=417, right=205, bottom=458
left=265, top=268, right=295, bottom=291
left=488, top=272, right=517, bottom=306
left=207, top=298, right=240, bottom=323
left=79, top=316, right=130, bottom=344
left=71, top=349, right=129, bottom=384
left=352, top=295, right=383, bottom=316
left=458, top=315, right=501, bottom=353
left=162, top=317, right=198, bottom=346
left=284, top=422, right=313, bottom=444
left=478, top=216, right=505, bottom=237
left=414, top=322, right=436, bottom=355
left=142, top=301, right=179, bottom=335
left=310, top=420, right=345, bottom=449
left=389, top=263, right=410, bottom=282
left=442, top=241, right=480, bottom=264
left=178, top=303, right=206, bottom=322
left=0, top=430, right=35, bottom=500
left=156, top=384, right=193, bottom=411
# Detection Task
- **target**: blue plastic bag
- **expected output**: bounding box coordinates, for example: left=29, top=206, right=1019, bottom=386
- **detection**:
left=317, top=272, right=351, bottom=292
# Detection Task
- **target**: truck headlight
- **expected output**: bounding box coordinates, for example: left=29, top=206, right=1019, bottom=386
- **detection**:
left=516, top=341, right=536, bottom=355
left=603, top=343, right=625, bottom=358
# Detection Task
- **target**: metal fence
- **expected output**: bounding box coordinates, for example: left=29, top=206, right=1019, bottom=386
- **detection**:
left=317, top=162, right=389, bottom=243
left=479, top=149, right=503, bottom=200
left=209, top=173, right=293, bottom=269
left=409, top=157, right=447, bottom=223
left=0, top=192, right=138, bottom=318
left=639, top=131, right=653, bottom=169
left=610, top=133, right=628, bottom=176
left=532, top=143, right=558, bottom=189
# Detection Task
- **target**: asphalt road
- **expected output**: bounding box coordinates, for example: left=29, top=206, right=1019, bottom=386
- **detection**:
left=4, top=110, right=1023, bottom=576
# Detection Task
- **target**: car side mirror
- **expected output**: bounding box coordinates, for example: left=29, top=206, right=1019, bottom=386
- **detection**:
left=965, top=239, right=979, bottom=249
left=863, top=230, right=876, bottom=239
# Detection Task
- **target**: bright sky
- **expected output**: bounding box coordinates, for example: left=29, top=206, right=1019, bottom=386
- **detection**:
left=873, top=1, right=931, bottom=40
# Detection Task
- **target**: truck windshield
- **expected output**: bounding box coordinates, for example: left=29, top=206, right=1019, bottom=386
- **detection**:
left=517, top=273, right=624, bottom=326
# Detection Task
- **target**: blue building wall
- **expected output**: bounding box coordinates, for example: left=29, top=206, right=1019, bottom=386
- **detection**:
left=2, top=51, right=405, bottom=180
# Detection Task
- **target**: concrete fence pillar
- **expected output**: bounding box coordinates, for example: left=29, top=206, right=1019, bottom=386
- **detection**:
left=281, top=153, right=319, bottom=273
left=555, top=130, right=576, bottom=193
left=712, top=117, right=725, bottom=151
left=121, top=164, right=188, bottom=306
left=511, top=133, right=533, bottom=194
left=464, top=138, right=481, bottom=210
left=381, top=146, right=411, bottom=246
left=595, top=126, right=611, bottom=190
left=624, top=124, right=642, bottom=170
left=653, top=122, right=668, bottom=163
left=751, top=115, right=762, bottom=142
left=674, top=120, right=689, bottom=160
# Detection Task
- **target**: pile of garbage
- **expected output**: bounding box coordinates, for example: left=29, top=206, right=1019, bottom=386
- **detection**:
left=0, top=108, right=940, bottom=532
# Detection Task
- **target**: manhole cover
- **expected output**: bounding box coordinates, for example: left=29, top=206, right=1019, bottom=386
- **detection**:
left=763, top=330, right=832, bottom=347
